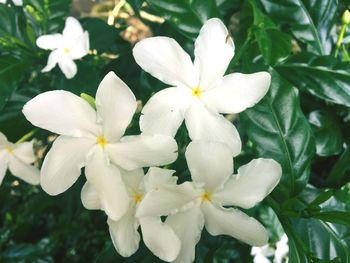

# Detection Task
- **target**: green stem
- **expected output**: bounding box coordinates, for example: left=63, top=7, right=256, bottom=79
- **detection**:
left=16, top=129, right=39, bottom=144
left=229, top=32, right=252, bottom=67
left=335, top=24, right=347, bottom=57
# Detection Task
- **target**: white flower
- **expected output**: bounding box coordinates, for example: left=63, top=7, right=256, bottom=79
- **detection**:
left=136, top=141, right=282, bottom=263
left=81, top=167, right=181, bottom=262
left=0, top=132, right=39, bottom=186
left=22, top=72, right=178, bottom=221
left=133, top=18, right=271, bottom=156
left=36, top=17, right=89, bottom=79
left=251, top=234, right=289, bottom=263
left=0, top=0, right=23, bottom=6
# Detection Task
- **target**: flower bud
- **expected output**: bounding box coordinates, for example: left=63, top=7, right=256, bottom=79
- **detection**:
left=342, top=10, right=350, bottom=25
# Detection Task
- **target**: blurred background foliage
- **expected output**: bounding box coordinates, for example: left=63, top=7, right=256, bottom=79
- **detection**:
left=0, top=0, right=350, bottom=262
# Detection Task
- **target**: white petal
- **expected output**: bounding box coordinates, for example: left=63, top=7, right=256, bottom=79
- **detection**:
left=58, top=58, right=77, bottom=79
left=36, top=34, right=63, bottom=50
left=40, top=136, right=95, bottom=195
left=41, top=50, right=60, bottom=73
left=252, top=253, right=271, bottom=263
left=95, top=72, right=137, bottom=141
left=63, top=17, right=84, bottom=39
left=0, top=150, right=8, bottom=185
left=202, top=201, right=268, bottom=246
left=185, top=101, right=241, bottom=156
left=214, top=158, right=282, bottom=209
left=143, top=167, right=177, bottom=192
left=12, top=0, right=22, bottom=5
left=120, top=168, right=144, bottom=192
left=140, top=216, right=181, bottom=261
left=70, top=31, right=90, bottom=59
left=0, top=132, right=9, bottom=147
left=133, top=36, right=197, bottom=88
left=185, top=141, right=233, bottom=191
left=203, top=72, right=271, bottom=114
left=194, top=18, right=234, bottom=90
left=136, top=182, right=200, bottom=218
left=8, top=155, right=39, bottom=185
left=13, top=141, right=35, bottom=163
left=85, top=148, right=130, bottom=221
left=0, top=0, right=7, bottom=4
left=140, top=87, right=190, bottom=137
left=166, top=203, right=204, bottom=263
left=23, top=90, right=99, bottom=137
left=107, top=206, right=140, bottom=257
left=107, top=135, right=177, bottom=171
left=81, top=181, right=101, bottom=210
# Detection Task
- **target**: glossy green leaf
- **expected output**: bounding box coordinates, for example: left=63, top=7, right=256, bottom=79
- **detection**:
left=326, top=146, right=350, bottom=186
left=241, top=69, right=315, bottom=200
left=146, top=0, right=220, bottom=39
left=308, top=110, right=343, bottom=156
left=276, top=53, right=350, bottom=107
left=259, top=0, right=338, bottom=55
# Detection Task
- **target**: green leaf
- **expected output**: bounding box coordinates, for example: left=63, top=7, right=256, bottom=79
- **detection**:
left=310, top=211, right=350, bottom=227
left=146, top=0, right=220, bottom=39
left=0, top=55, right=30, bottom=112
left=308, top=110, right=343, bottom=157
left=276, top=53, right=350, bottom=107
left=241, top=69, right=315, bottom=200
left=326, top=146, right=350, bottom=186
left=258, top=0, right=338, bottom=55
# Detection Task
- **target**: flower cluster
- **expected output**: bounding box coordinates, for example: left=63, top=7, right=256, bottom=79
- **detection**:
left=0, top=17, right=284, bottom=262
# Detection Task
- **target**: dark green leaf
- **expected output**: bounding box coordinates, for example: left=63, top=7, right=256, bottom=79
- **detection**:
left=308, top=110, right=343, bottom=156
left=326, top=146, right=350, bottom=186
left=259, top=0, right=338, bottom=55
left=241, top=69, right=315, bottom=200
left=276, top=53, right=350, bottom=107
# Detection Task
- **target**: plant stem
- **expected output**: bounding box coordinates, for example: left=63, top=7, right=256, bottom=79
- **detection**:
left=335, top=24, right=347, bottom=57
left=16, top=129, right=39, bottom=144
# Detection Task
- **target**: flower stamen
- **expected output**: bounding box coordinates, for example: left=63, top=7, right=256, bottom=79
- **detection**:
left=96, top=136, right=107, bottom=149
left=201, top=191, right=212, bottom=202
left=6, top=147, right=13, bottom=154
left=133, top=193, right=143, bottom=203
left=63, top=47, right=70, bottom=54
left=192, top=87, right=202, bottom=97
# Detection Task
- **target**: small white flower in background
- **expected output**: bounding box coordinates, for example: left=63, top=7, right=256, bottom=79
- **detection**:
left=133, top=18, right=271, bottom=156
left=0, top=0, right=23, bottom=6
left=136, top=141, right=282, bottom=263
left=0, top=132, right=39, bottom=186
left=251, top=234, right=289, bottom=263
left=22, top=72, right=178, bottom=222
left=36, top=17, right=89, bottom=79
left=81, top=167, right=181, bottom=262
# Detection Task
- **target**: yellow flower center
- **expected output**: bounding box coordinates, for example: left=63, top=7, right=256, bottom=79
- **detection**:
left=201, top=191, right=212, bottom=202
left=191, top=87, right=202, bottom=97
left=6, top=147, right=13, bottom=154
left=63, top=47, right=70, bottom=54
left=96, top=135, right=107, bottom=149
left=133, top=193, right=143, bottom=203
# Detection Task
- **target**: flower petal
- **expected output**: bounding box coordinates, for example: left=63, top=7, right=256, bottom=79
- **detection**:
left=185, top=101, right=241, bottom=156
left=143, top=167, right=177, bottom=192
left=107, top=135, right=177, bottom=171
left=36, top=34, right=63, bottom=50
left=23, top=90, right=99, bottom=137
left=214, top=158, right=282, bottom=209
left=133, top=36, right=197, bottom=88
left=140, top=87, right=190, bottom=137
left=203, top=72, right=271, bottom=114
left=107, top=206, right=140, bottom=257
left=8, top=155, right=39, bottom=185
left=13, top=141, right=35, bottom=163
left=120, top=168, right=144, bottom=193
left=81, top=181, right=101, bottom=210
left=63, top=17, right=84, bottom=39
left=40, top=136, right=95, bottom=195
left=0, top=132, right=9, bottom=147
left=12, top=0, right=22, bottom=6
left=58, top=58, right=77, bottom=79
left=166, top=203, right=204, bottom=263
left=194, top=18, right=234, bottom=90
left=41, top=50, right=60, bottom=73
left=140, top=216, right=181, bottom=261
left=185, top=141, right=233, bottom=191
left=70, top=31, right=90, bottom=59
left=136, top=182, right=200, bottom=218
left=85, top=148, right=130, bottom=221
left=0, top=150, right=8, bottom=185
left=202, top=201, right=268, bottom=246
left=95, top=72, right=137, bottom=141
